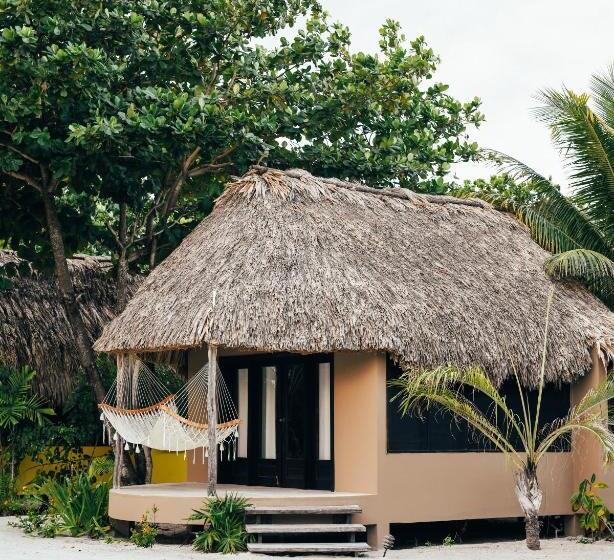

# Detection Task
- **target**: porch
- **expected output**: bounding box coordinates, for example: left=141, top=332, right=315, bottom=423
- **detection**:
left=109, top=483, right=371, bottom=525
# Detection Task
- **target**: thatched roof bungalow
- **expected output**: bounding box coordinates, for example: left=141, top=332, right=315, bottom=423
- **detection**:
left=0, top=250, right=127, bottom=405
left=96, top=167, right=613, bottom=548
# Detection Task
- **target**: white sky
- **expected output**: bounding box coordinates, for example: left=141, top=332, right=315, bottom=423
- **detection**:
left=321, top=0, right=614, bottom=189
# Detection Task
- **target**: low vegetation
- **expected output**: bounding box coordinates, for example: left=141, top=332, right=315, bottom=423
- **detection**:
left=10, top=455, right=112, bottom=538
left=130, top=506, right=159, bottom=548
left=189, top=493, right=251, bottom=554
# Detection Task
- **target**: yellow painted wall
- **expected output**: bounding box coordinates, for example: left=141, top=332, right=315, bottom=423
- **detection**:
left=16, top=447, right=188, bottom=489
left=16, top=446, right=112, bottom=488
left=151, top=450, right=189, bottom=483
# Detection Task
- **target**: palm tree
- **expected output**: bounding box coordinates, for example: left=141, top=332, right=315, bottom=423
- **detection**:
left=458, top=66, right=614, bottom=309
left=389, top=291, right=614, bottom=550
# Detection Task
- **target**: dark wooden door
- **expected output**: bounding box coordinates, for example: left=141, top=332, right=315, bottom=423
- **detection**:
left=218, top=353, right=333, bottom=490
left=278, top=360, right=314, bottom=488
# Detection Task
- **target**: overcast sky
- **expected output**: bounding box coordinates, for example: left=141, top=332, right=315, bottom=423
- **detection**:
left=321, top=0, right=613, bottom=189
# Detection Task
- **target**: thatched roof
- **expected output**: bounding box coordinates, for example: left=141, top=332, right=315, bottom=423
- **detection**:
left=95, top=167, right=614, bottom=386
left=0, top=251, right=132, bottom=406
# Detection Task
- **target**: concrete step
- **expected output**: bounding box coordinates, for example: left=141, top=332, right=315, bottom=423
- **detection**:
left=246, top=523, right=366, bottom=534
left=246, top=504, right=362, bottom=516
left=247, top=542, right=371, bottom=554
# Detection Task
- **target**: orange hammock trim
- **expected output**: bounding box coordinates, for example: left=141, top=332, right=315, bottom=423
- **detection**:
left=98, top=394, right=174, bottom=415
left=99, top=398, right=240, bottom=431
left=159, top=405, right=241, bottom=431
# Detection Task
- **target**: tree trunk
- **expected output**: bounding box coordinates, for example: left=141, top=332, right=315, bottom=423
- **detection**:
left=41, top=190, right=106, bottom=403
left=116, top=202, right=129, bottom=313
left=525, top=513, right=541, bottom=551
left=515, top=466, right=543, bottom=550
left=112, top=439, right=123, bottom=489
left=115, top=204, right=153, bottom=485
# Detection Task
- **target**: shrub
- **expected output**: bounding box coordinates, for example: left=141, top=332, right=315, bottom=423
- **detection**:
left=130, top=506, right=159, bottom=548
left=189, top=493, right=250, bottom=553
left=571, top=475, right=614, bottom=539
left=42, top=472, right=109, bottom=537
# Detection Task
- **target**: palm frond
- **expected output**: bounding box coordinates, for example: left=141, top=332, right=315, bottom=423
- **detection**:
left=590, top=64, right=614, bottom=127
left=532, top=87, right=614, bottom=237
left=88, top=455, right=114, bottom=480
left=536, top=374, right=614, bottom=462
left=537, top=414, right=614, bottom=464
left=0, top=366, right=54, bottom=429
left=571, top=374, right=614, bottom=418
left=390, top=367, right=523, bottom=462
left=483, top=150, right=610, bottom=255
left=545, top=249, right=614, bottom=282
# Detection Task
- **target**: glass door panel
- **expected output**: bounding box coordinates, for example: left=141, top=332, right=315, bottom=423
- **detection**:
left=237, top=368, right=248, bottom=458
left=318, top=362, right=332, bottom=460
left=261, top=366, right=277, bottom=460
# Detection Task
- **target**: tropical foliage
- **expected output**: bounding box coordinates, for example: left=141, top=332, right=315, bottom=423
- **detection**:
left=390, top=290, right=614, bottom=550
left=41, top=471, right=110, bottom=537
left=0, top=364, right=54, bottom=491
left=456, top=66, right=614, bottom=309
left=190, top=493, right=251, bottom=554
left=571, top=475, right=614, bottom=539
left=12, top=456, right=113, bottom=537
left=0, top=365, right=54, bottom=432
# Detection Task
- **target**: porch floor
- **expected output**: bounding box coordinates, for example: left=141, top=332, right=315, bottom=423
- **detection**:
left=110, top=483, right=371, bottom=525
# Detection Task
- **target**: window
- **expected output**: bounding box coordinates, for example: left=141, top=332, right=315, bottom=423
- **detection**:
left=386, top=357, right=571, bottom=453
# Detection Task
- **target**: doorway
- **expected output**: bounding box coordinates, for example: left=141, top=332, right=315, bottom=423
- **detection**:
left=218, top=353, right=333, bottom=490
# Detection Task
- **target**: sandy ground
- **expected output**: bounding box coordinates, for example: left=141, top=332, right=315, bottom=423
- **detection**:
left=0, top=517, right=612, bottom=559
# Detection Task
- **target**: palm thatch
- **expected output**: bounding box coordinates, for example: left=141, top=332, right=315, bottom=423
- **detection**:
left=0, top=251, right=134, bottom=406
left=95, top=167, right=614, bottom=386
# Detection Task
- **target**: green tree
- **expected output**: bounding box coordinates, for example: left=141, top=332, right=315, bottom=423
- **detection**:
left=66, top=11, right=484, bottom=280
left=390, top=291, right=614, bottom=550
left=456, top=66, right=613, bottom=308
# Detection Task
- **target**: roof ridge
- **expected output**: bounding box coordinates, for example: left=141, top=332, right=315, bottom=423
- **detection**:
left=246, top=165, right=488, bottom=209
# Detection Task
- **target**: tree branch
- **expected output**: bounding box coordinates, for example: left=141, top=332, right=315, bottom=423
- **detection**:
left=0, top=143, right=39, bottom=164
left=5, top=170, right=42, bottom=191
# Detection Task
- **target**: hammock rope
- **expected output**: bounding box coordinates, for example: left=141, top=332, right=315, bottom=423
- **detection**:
left=99, top=360, right=239, bottom=461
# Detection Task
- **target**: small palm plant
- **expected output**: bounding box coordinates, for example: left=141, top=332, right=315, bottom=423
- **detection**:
left=390, top=290, right=614, bottom=550
left=0, top=365, right=55, bottom=479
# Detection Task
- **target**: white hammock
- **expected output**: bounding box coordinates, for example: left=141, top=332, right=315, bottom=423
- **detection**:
left=99, top=360, right=240, bottom=461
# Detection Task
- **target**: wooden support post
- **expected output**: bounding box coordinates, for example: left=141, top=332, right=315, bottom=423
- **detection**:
left=207, top=344, right=218, bottom=496
left=113, top=354, right=127, bottom=489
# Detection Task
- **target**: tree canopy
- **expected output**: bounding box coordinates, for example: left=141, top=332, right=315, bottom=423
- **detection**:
left=0, top=0, right=483, bottom=270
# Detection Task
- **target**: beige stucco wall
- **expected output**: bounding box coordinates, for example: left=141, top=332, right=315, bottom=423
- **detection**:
left=333, top=348, right=611, bottom=542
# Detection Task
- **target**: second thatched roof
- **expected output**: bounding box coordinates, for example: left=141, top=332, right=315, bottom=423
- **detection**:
left=0, top=251, right=134, bottom=406
left=95, top=167, right=613, bottom=386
